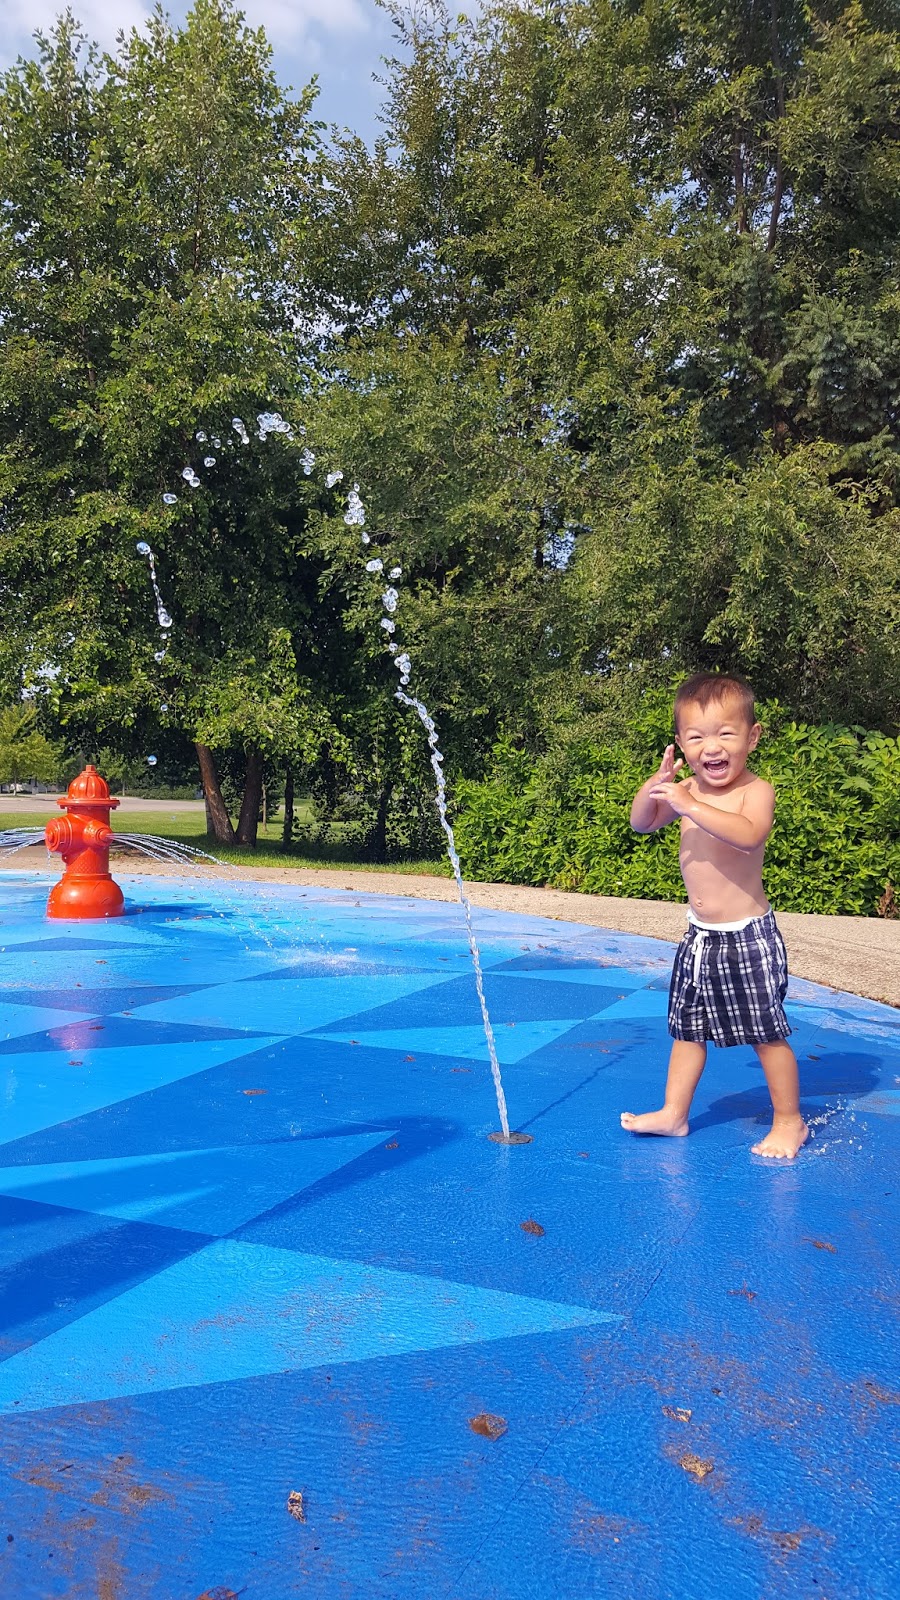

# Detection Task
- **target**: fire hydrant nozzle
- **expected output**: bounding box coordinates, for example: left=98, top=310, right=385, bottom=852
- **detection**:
left=44, top=765, right=125, bottom=920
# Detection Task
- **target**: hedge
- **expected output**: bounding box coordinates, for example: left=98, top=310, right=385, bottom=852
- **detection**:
left=454, top=707, right=900, bottom=917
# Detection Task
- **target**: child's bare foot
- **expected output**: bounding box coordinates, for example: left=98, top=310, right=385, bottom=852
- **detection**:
left=751, top=1115, right=808, bottom=1160
left=620, top=1108, right=689, bottom=1137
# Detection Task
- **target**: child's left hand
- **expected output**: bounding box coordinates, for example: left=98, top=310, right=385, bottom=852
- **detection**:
left=648, top=777, right=693, bottom=816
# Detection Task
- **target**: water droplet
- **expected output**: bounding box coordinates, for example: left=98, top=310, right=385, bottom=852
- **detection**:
left=387, top=642, right=398, bottom=653
left=212, top=437, right=222, bottom=448
left=326, top=470, right=344, bottom=488
left=381, top=587, right=399, bottom=614
left=380, top=618, right=396, bottom=633
left=160, top=703, right=169, bottom=713
left=231, top=418, right=244, bottom=432
left=343, top=487, right=366, bottom=526
left=162, top=493, right=178, bottom=505
left=188, top=476, right=200, bottom=488
left=204, top=456, right=216, bottom=467
left=153, top=650, right=166, bottom=663
left=365, top=559, right=383, bottom=573
left=361, top=533, right=371, bottom=545
left=389, top=566, right=402, bottom=580
left=136, top=541, right=151, bottom=556
left=181, top=466, right=194, bottom=481
left=157, top=609, right=172, bottom=628
left=147, top=755, right=157, bottom=766
left=196, top=430, right=207, bottom=443
left=300, top=448, right=316, bottom=475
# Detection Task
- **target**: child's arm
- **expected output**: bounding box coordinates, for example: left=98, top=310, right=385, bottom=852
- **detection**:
left=649, top=774, right=775, bottom=854
left=631, top=745, right=684, bottom=833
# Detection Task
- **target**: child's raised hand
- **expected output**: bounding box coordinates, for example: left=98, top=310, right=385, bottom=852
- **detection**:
left=654, top=745, right=684, bottom=785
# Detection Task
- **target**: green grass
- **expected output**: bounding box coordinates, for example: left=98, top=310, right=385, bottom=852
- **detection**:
left=4, top=808, right=451, bottom=877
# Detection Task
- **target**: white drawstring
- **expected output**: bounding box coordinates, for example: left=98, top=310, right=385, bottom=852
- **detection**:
left=692, top=926, right=708, bottom=989
left=686, top=910, right=761, bottom=991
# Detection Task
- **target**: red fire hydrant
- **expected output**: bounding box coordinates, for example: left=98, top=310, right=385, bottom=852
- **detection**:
left=45, top=765, right=125, bottom=919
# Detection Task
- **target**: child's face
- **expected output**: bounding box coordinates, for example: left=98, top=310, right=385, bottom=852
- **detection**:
left=675, top=696, right=760, bottom=789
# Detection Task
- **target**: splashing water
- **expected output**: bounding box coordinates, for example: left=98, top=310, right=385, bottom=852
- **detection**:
left=0, top=827, right=47, bottom=859
left=136, top=541, right=173, bottom=632
left=111, top=832, right=235, bottom=870
left=349, top=486, right=519, bottom=1143
left=137, top=411, right=522, bottom=1140
left=395, top=687, right=512, bottom=1141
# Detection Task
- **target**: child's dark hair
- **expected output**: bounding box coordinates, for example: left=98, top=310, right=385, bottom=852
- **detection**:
left=674, top=673, right=756, bottom=732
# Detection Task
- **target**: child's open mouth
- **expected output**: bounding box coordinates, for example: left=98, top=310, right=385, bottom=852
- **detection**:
left=703, top=757, right=729, bottom=778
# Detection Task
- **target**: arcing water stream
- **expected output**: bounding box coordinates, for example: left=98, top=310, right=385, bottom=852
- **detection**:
left=124, top=412, right=525, bottom=1141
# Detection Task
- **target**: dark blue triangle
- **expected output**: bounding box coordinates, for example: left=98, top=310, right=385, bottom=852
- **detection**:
left=0, top=984, right=210, bottom=1015
left=0, top=1016, right=276, bottom=1055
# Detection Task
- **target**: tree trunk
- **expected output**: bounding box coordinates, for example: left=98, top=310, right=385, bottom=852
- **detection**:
left=372, top=785, right=391, bottom=863
left=236, top=747, right=264, bottom=848
left=195, top=743, right=236, bottom=844
left=282, top=767, right=294, bottom=853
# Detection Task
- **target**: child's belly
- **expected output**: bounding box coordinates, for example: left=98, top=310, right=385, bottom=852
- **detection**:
left=679, top=831, right=769, bottom=923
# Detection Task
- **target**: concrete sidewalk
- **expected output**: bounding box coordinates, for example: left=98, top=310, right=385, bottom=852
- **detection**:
left=0, top=793, right=205, bottom=813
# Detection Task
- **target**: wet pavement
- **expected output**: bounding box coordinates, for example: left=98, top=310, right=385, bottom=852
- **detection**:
left=0, top=873, right=897, bottom=1599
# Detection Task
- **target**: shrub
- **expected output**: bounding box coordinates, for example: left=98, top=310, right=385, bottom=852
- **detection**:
left=454, top=705, right=900, bottom=917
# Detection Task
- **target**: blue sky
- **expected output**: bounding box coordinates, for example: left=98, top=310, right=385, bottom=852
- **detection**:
left=0, top=2, right=412, bottom=145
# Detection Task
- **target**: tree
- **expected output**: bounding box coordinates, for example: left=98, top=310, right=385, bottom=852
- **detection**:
left=0, top=705, right=60, bottom=789
left=0, top=2, right=335, bottom=843
left=311, top=0, right=900, bottom=736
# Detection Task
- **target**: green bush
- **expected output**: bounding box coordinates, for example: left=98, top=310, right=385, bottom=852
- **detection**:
left=455, top=700, right=900, bottom=917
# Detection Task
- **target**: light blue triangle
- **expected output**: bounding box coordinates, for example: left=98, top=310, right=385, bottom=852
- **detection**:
left=315, top=1018, right=585, bottom=1064
left=129, top=972, right=453, bottom=1037
left=595, top=991, right=671, bottom=1020
left=0, top=1035, right=285, bottom=1149
left=0, top=1240, right=619, bottom=1413
left=499, top=967, right=655, bottom=992
left=0, top=1132, right=390, bottom=1234
left=0, top=998, right=90, bottom=1043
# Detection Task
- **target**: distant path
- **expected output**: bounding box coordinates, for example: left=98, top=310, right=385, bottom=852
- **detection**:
left=2, top=849, right=898, bottom=1007
left=0, top=794, right=205, bottom=814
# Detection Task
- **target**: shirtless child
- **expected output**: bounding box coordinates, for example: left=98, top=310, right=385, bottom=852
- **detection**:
left=621, top=673, right=808, bottom=1160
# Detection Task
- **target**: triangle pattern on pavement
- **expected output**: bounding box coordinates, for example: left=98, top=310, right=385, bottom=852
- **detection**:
left=313, top=1018, right=589, bottom=1064
left=0, top=1132, right=393, bottom=1236
left=0, top=1034, right=286, bottom=1148
left=0, top=1239, right=620, bottom=1414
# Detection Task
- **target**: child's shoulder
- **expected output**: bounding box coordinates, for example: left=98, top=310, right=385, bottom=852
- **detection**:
left=740, top=771, right=775, bottom=807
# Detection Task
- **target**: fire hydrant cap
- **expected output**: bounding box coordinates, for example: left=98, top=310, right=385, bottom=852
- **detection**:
left=66, top=764, right=115, bottom=802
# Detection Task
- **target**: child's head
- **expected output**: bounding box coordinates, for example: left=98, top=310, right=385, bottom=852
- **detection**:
left=673, top=673, right=760, bottom=788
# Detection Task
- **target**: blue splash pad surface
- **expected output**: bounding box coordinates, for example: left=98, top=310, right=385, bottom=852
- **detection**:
left=0, top=873, right=897, bottom=1600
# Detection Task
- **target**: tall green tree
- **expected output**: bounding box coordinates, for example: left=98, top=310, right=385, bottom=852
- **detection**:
left=0, top=705, right=60, bottom=789
left=0, top=2, right=337, bottom=843
left=314, top=0, right=900, bottom=735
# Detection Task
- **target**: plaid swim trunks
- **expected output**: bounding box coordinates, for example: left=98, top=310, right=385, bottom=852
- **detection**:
left=668, top=908, right=791, bottom=1048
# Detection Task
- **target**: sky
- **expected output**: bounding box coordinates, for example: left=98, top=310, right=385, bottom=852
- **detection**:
left=0, top=1, right=408, bottom=145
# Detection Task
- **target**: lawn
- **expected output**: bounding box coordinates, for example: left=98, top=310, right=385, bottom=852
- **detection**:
left=4, top=807, right=451, bottom=877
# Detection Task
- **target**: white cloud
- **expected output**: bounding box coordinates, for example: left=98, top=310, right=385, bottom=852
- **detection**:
left=248, top=0, right=371, bottom=46
left=0, top=0, right=372, bottom=68
left=1, top=1, right=150, bottom=61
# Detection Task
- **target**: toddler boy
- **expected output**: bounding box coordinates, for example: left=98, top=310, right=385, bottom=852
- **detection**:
left=621, top=673, right=807, bottom=1159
